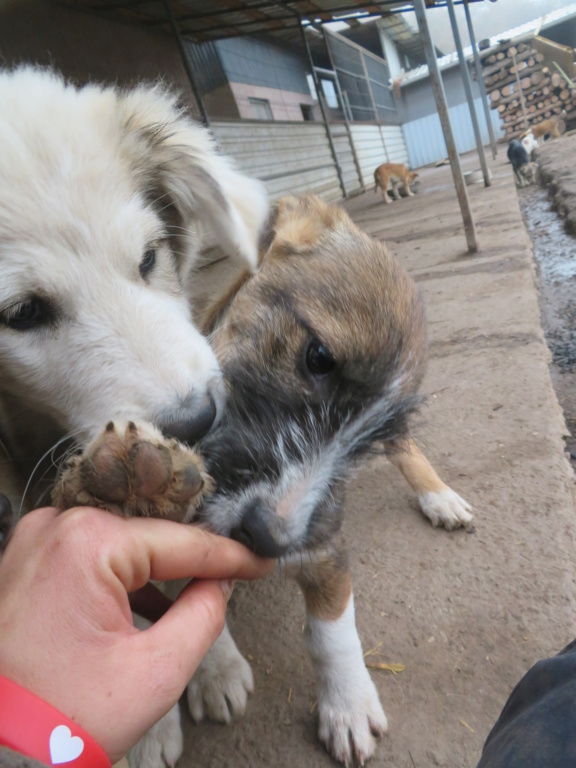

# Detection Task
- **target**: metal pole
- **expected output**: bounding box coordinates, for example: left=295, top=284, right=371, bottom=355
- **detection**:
left=446, top=0, right=490, bottom=187
left=413, top=0, right=478, bottom=254
left=299, top=20, right=348, bottom=199
left=319, top=35, right=366, bottom=191
left=463, top=0, right=497, bottom=159
left=162, top=0, right=211, bottom=127
left=358, top=48, right=390, bottom=162
left=511, top=51, right=530, bottom=132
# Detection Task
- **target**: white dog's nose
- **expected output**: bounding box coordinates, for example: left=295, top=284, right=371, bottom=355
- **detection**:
left=159, top=393, right=217, bottom=445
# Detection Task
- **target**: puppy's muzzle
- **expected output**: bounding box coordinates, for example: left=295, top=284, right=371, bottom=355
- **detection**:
left=230, top=499, right=289, bottom=558
left=159, top=392, right=217, bottom=445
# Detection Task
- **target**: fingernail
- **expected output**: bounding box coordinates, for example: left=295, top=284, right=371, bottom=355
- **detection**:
left=220, top=579, right=235, bottom=601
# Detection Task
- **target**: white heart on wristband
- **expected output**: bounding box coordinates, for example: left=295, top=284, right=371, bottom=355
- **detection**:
left=49, top=725, right=84, bottom=764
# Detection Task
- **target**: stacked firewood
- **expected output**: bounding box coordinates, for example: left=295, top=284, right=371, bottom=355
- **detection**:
left=481, top=39, right=576, bottom=139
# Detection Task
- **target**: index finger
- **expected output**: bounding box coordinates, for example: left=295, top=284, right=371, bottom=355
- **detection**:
left=107, top=515, right=274, bottom=592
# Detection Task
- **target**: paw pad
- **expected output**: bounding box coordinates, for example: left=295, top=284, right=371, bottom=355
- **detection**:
left=52, top=421, right=211, bottom=521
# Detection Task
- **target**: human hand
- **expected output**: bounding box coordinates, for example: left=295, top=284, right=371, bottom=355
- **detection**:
left=0, top=505, right=273, bottom=762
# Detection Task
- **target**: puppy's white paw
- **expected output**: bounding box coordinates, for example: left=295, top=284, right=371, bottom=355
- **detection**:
left=317, top=672, right=388, bottom=767
left=187, top=626, right=253, bottom=724
left=306, top=596, right=387, bottom=766
left=128, top=704, right=182, bottom=768
left=419, top=488, right=473, bottom=530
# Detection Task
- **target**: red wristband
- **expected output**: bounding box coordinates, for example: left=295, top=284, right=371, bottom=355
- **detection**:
left=0, top=675, right=111, bottom=767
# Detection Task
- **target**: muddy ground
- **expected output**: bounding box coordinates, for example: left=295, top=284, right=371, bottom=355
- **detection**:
left=176, top=151, right=576, bottom=768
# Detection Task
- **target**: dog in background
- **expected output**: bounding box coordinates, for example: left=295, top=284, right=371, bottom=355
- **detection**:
left=522, top=109, right=566, bottom=146
left=0, top=66, right=268, bottom=768
left=374, top=162, right=419, bottom=204
left=507, top=139, right=537, bottom=188
left=58, top=195, right=473, bottom=767
left=521, top=131, right=539, bottom=160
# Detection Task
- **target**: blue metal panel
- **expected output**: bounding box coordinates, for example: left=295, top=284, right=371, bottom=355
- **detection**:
left=402, top=98, right=504, bottom=168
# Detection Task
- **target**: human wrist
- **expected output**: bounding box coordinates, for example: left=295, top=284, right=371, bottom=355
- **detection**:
left=0, top=675, right=111, bottom=768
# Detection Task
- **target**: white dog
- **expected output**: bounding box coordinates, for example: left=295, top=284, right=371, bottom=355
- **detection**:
left=0, top=66, right=268, bottom=767
left=521, top=131, right=539, bottom=160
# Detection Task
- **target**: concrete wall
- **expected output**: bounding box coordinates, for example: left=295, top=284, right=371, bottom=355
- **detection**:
left=0, top=0, right=199, bottom=115
left=229, top=81, right=318, bottom=122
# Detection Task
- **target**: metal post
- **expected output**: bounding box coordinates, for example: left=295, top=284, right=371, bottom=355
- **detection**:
left=511, top=51, right=530, bottom=132
left=446, top=0, right=490, bottom=187
left=320, top=33, right=365, bottom=191
left=299, top=20, right=348, bottom=199
left=162, top=0, right=211, bottom=128
left=413, top=0, right=478, bottom=254
left=463, top=0, right=497, bottom=159
left=331, top=73, right=366, bottom=191
left=358, top=49, right=390, bottom=162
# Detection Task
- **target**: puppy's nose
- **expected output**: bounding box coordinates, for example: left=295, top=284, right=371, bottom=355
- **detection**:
left=160, top=393, right=216, bottom=445
left=231, top=500, right=288, bottom=558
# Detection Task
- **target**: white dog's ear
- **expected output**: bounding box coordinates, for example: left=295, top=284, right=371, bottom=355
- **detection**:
left=118, top=85, right=268, bottom=272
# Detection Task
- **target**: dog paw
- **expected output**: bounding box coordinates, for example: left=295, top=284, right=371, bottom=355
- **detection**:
left=128, top=704, right=183, bottom=768
left=317, top=675, right=388, bottom=767
left=52, top=421, right=212, bottom=521
left=419, top=488, right=473, bottom=531
left=187, top=631, right=253, bottom=724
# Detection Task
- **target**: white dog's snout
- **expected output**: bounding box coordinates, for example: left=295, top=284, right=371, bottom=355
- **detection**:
left=157, top=377, right=225, bottom=445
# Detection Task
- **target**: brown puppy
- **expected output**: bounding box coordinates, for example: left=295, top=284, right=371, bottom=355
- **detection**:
left=523, top=109, right=566, bottom=142
left=57, top=195, right=472, bottom=767
left=374, top=162, right=419, bottom=204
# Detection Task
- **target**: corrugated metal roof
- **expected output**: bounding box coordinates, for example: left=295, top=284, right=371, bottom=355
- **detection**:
left=54, top=0, right=486, bottom=43
left=380, top=13, right=427, bottom=58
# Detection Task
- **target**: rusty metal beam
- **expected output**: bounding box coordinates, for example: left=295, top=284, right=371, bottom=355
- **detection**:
left=413, top=0, right=478, bottom=254
left=298, top=18, right=348, bottom=198
left=162, top=0, right=211, bottom=127
left=446, top=0, right=490, bottom=187
left=463, top=0, right=497, bottom=159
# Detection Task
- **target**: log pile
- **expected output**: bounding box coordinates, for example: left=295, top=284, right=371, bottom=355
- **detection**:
left=480, top=39, right=575, bottom=140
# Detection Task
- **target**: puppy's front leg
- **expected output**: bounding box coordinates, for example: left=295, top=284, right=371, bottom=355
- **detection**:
left=295, top=548, right=387, bottom=768
left=187, top=622, right=254, bottom=724
left=387, top=437, right=473, bottom=530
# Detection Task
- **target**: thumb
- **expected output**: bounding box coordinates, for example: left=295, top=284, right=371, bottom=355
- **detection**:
left=130, top=579, right=230, bottom=703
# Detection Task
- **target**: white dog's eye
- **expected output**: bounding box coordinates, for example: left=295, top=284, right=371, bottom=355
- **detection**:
left=3, top=298, right=46, bottom=331
left=139, top=248, right=156, bottom=279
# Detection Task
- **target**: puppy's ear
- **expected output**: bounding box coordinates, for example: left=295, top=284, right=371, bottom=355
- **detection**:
left=117, top=84, right=268, bottom=272
left=262, top=195, right=344, bottom=257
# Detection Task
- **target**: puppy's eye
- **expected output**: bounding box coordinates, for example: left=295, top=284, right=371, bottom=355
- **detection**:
left=305, top=339, right=335, bottom=376
left=139, top=248, right=156, bottom=278
left=3, top=298, right=45, bottom=331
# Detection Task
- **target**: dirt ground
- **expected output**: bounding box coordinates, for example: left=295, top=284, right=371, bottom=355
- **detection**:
left=179, top=151, right=576, bottom=768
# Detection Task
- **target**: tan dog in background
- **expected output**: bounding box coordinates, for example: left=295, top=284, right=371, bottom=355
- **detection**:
left=523, top=109, right=566, bottom=144
left=374, top=162, right=419, bottom=204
